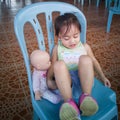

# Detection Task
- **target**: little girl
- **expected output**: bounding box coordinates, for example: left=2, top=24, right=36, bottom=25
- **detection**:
left=47, top=13, right=111, bottom=120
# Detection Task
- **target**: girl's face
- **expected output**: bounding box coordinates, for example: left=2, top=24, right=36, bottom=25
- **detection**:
left=58, top=24, right=80, bottom=49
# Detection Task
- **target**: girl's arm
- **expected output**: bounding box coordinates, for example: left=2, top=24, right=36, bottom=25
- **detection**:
left=47, top=45, right=58, bottom=89
left=84, top=43, right=111, bottom=87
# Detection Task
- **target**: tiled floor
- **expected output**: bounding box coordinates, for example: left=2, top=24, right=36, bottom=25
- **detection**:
left=0, top=0, right=120, bottom=120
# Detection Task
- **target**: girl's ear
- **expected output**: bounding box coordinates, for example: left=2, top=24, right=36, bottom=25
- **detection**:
left=58, top=36, right=61, bottom=40
left=58, top=34, right=61, bottom=39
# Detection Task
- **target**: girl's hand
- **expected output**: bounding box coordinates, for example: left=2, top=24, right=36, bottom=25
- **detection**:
left=47, top=79, right=58, bottom=90
left=103, top=78, right=111, bottom=88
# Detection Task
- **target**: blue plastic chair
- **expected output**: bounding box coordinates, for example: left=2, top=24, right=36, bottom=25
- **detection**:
left=74, top=0, right=91, bottom=6
left=107, top=0, right=120, bottom=32
left=14, top=2, right=118, bottom=120
left=97, top=0, right=110, bottom=8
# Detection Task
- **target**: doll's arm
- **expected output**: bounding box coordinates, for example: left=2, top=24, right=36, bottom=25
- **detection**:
left=32, top=71, right=43, bottom=100
left=47, top=45, right=58, bottom=89
left=34, top=91, right=42, bottom=100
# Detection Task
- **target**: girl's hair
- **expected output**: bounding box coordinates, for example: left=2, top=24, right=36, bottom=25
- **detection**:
left=54, top=13, right=81, bottom=36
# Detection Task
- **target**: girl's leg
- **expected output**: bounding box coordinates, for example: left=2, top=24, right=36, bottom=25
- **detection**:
left=78, top=55, right=98, bottom=116
left=54, top=60, right=72, bottom=102
left=78, top=55, right=94, bottom=94
left=54, top=60, right=81, bottom=120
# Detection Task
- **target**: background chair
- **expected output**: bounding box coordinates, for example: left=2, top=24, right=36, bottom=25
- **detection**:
left=74, top=0, right=91, bottom=6
left=14, top=2, right=118, bottom=120
left=97, top=0, right=110, bottom=8
left=107, top=0, right=120, bottom=32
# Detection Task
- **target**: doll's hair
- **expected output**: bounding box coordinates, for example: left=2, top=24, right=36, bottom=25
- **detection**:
left=54, top=13, right=81, bottom=36
left=30, top=50, right=49, bottom=66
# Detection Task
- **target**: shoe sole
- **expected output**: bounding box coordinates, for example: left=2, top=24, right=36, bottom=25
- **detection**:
left=60, top=103, right=80, bottom=120
left=80, top=96, right=98, bottom=116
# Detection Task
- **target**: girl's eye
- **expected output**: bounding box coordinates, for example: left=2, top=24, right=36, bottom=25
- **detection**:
left=74, top=34, right=79, bottom=38
left=74, top=36, right=78, bottom=38
left=64, top=37, right=70, bottom=41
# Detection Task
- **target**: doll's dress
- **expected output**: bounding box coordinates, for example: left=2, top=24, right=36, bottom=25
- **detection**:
left=32, top=69, right=62, bottom=104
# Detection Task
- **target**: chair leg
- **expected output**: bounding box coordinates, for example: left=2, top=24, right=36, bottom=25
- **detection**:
left=89, top=0, right=91, bottom=5
left=81, top=0, right=84, bottom=6
left=106, top=0, right=111, bottom=8
left=108, top=0, right=112, bottom=9
left=80, top=0, right=91, bottom=6
left=107, top=11, right=113, bottom=33
left=105, top=0, right=108, bottom=8
left=74, top=0, right=76, bottom=4
left=33, top=110, right=39, bottom=120
left=96, top=0, right=100, bottom=7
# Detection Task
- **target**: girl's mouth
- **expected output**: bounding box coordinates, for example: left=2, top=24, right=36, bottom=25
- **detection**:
left=70, top=44, right=76, bottom=48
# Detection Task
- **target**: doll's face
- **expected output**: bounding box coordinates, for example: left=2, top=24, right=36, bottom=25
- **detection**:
left=34, top=55, right=51, bottom=70
left=30, top=50, right=51, bottom=71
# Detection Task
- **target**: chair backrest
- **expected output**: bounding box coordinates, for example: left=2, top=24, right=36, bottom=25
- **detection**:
left=110, top=0, right=120, bottom=8
left=14, top=2, right=87, bottom=102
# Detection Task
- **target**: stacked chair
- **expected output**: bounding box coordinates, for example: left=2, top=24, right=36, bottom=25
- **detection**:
left=74, top=0, right=91, bottom=6
left=107, top=0, right=120, bottom=32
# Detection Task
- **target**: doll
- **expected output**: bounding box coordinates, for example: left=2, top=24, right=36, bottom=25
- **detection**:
left=30, top=50, right=62, bottom=104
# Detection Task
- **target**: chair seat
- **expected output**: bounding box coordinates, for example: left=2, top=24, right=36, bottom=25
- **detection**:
left=81, top=79, right=118, bottom=120
left=33, top=100, right=117, bottom=120
left=32, top=78, right=118, bottom=120
left=110, top=7, right=120, bottom=12
left=33, top=99, right=63, bottom=120
left=82, top=102, right=117, bottom=120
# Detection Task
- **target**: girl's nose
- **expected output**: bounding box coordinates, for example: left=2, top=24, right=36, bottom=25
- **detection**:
left=71, top=38, right=75, bottom=43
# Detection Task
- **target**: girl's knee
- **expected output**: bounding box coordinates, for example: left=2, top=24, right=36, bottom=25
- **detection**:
left=79, top=55, right=93, bottom=65
left=54, top=60, right=66, bottom=71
